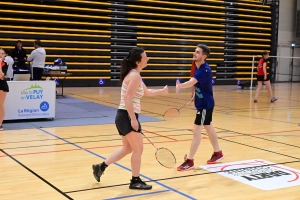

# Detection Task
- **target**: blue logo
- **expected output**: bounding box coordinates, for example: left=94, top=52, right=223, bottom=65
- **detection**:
left=40, top=101, right=49, bottom=112
left=99, top=79, right=105, bottom=85
left=212, top=78, right=216, bottom=84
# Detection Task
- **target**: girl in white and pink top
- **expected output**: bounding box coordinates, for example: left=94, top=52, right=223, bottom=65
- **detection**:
left=92, top=47, right=168, bottom=190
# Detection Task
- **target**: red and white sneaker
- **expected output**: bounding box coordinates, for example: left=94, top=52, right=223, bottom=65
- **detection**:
left=207, top=151, right=224, bottom=164
left=177, top=158, right=194, bottom=171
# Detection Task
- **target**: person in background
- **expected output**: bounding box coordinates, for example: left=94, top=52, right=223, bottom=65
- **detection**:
left=12, top=40, right=27, bottom=68
left=4, top=49, right=14, bottom=81
left=27, top=40, right=46, bottom=80
left=254, top=51, right=278, bottom=103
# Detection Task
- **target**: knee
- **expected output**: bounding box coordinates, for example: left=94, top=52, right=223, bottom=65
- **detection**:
left=193, top=125, right=202, bottom=134
left=124, top=146, right=133, bottom=155
left=132, top=146, right=143, bottom=155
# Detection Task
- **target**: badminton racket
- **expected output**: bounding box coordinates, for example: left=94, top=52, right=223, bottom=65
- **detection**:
left=141, top=130, right=176, bottom=169
left=163, top=94, right=195, bottom=121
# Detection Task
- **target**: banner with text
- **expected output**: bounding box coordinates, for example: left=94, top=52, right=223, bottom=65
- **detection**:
left=4, top=81, right=56, bottom=120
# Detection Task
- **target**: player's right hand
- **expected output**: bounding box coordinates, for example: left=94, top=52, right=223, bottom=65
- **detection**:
left=131, top=119, right=139, bottom=132
left=163, top=85, right=169, bottom=94
left=176, top=80, right=180, bottom=93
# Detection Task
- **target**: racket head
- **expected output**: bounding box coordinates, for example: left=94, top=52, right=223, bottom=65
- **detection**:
left=155, top=147, right=176, bottom=168
left=163, top=108, right=180, bottom=121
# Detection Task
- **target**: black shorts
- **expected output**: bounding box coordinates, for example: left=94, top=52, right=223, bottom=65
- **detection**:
left=115, top=109, right=141, bottom=136
left=256, top=75, right=269, bottom=81
left=194, top=107, right=214, bottom=126
left=0, top=80, right=9, bottom=92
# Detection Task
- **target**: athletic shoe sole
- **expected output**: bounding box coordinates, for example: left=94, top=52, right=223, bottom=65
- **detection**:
left=177, top=166, right=194, bottom=171
left=207, top=156, right=225, bottom=164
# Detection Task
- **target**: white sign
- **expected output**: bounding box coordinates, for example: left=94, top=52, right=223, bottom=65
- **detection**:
left=200, top=159, right=300, bottom=190
left=4, top=81, right=56, bottom=120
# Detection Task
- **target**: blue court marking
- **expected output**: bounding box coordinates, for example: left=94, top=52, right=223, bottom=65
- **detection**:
left=38, top=128, right=196, bottom=200
left=103, top=189, right=170, bottom=200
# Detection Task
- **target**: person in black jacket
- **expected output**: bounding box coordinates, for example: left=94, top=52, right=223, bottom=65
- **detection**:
left=12, top=40, right=27, bottom=68
left=0, top=48, right=9, bottom=131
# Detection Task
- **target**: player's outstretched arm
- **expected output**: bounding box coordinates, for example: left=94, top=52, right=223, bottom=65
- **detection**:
left=176, top=78, right=198, bottom=93
left=142, top=84, right=169, bottom=97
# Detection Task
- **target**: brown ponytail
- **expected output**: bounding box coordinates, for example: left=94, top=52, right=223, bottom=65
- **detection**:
left=120, top=47, right=144, bottom=83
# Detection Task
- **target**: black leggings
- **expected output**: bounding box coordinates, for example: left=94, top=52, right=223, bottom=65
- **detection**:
left=32, top=67, right=44, bottom=80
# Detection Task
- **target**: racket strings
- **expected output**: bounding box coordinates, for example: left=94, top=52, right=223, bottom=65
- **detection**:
left=163, top=108, right=180, bottom=121
left=155, top=148, right=176, bottom=168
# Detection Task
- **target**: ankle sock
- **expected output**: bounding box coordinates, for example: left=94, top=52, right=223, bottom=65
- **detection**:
left=100, top=162, right=108, bottom=171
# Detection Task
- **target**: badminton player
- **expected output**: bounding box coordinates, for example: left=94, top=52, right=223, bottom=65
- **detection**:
left=176, top=44, right=224, bottom=171
left=92, top=47, right=168, bottom=189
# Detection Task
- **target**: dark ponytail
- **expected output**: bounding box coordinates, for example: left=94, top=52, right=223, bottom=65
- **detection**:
left=120, top=47, right=144, bottom=83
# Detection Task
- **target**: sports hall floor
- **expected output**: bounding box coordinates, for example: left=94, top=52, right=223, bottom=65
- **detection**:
left=1, top=83, right=300, bottom=200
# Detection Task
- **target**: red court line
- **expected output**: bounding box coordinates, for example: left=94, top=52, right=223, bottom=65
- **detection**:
left=219, top=129, right=300, bottom=138
left=1, top=129, right=299, bottom=158
left=143, top=129, right=178, bottom=141
left=0, top=140, right=182, bottom=158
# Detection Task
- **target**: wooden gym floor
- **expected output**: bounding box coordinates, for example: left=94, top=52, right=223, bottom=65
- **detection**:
left=1, top=83, right=300, bottom=200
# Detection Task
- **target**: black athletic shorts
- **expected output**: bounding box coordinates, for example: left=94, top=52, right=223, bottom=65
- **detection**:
left=0, top=80, right=9, bottom=92
left=256, top=75, right=269, bottom=81
left=194, top=107, right=214, bottom=126
left=115, top=109, right=142, bottom=136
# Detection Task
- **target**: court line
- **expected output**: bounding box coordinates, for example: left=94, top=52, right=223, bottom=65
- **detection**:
left=215, top=109, right=300, bottom=125
left=215, top=127, right=300, bottom=149
left=141, top=126, right=300, bottom=160
left=1, top=138, right=123, bottom=150
left=0, top=140, right=190, bottom=158
left=103, top=190, right=170, bottom=200
left=2, top=128, right=299, bottom=155
left=1, top=133, right=180, bottom=150
left=145, top=95, right=300, bottom=125
left=0, top=149, right=73, bottom=200
left=6, top=126, right=297, bottom=194
left=147, top=127, right=300, bottom=160
left=143, top=124, right=300, bottom=138
left=38, top=128, right=197, bottom=200
left=143, top=129, right=177, bottom=141
left=72, top=92, right=300, bottom=127
left=201, top=132, right=300, bottom=160
left=69, top=93, right=162, bottom=117
left=0, top=129, right=190, bottom=145
left=72, top=93, right=299, bottom=128
left=65, top=160, right=300, bottom=191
